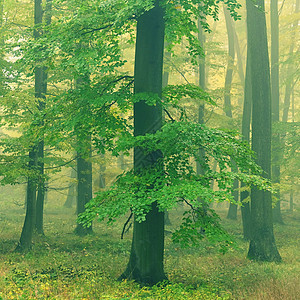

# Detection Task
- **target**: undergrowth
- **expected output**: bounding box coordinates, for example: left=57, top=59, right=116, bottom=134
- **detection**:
left=0, top=192, right=299, bottom=299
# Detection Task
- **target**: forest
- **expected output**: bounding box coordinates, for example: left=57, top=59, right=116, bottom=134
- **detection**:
left=0, top=0, right=299, bottom=299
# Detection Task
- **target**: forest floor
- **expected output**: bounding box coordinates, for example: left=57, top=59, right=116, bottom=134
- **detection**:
left=0, top=192, right=299, bottom=299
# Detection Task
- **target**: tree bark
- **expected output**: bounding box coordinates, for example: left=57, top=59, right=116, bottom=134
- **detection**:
left=271, top=0, right=284, bottom=224
left=17, top=0, right=50, bottom=250
left=35, top=0, right=52, bottom=235
left=240, top=52, right=252, bottom=240
left=64, top=167, right=77, bottom=208
left=232, top=22, right=244, bottom=87
left=36, top=139, right=45, bottom=235
left=223, top=6, right=239, bottom=220
left=16, top=148, right=38, bottom=251
left=75, top=149, right=93, bottom=236
left=282, top=0, right=299, bottom=123
left=246, top=0, right=281, bottom=261
left=196, top=18, right=206, bottom=179
left=120, top=0, right=167, bottom=285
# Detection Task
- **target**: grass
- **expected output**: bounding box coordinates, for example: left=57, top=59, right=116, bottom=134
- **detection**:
left=0, top=189, right=299, bottom=299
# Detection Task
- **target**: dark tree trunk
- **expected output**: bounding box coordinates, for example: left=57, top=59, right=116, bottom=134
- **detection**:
left=120, top=0, right=167, bottom=285
left=73, top=63, right=93, bottom=236
left=35, top=0, right=51, bottom=235
left=246, top=0, right=281, bottom=262
left=223, top=6, right=235, bottom=120
left=223, top=6, right=239, bottom=220
left=16, top=149, right=38, bottom=251
left=227, top=179, right=239, bottom=220
left=75, top=150, right=93, bottom=236
left=271, top=0, right=284, bottom=224
left=64, top=167, right=77, bottom=208
left=36, top=140, right=45, bottom=235
left=17, top=0, right=50, bottom=250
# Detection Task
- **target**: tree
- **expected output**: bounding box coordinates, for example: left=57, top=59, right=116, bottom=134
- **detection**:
left=240, top=51, right=252, bottom=240
left=75, top=149, right=93, bottom=236
left=17, top=0, right=49, bottom=251
left=282, top=0, right=299, bottom=123
left=73, top=72, right=94, bottom=236
left=64, top=167, right=77, bottom=208
left=35, top=0, right=52, bottom=235
left=223, top=6, right=239, bottom=220
left=246, top=0, right=281, bottom=261
left=270, top=0, right=284, bottom=224
left=119, top=0, right=167, bottom=285
left=77, top=0, right=274, bottom=287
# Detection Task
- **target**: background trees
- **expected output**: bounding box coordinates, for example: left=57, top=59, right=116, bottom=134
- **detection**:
left=246, top=0, right=281, bottom=261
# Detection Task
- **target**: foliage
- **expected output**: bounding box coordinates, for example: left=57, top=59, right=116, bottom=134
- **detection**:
left=79, top=118, right=272, bottom=249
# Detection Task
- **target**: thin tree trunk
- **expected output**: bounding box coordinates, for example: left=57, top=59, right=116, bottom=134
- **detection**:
left=75, top=148, right=93, bottom=236
left=271, top=0, right=284, bottom=224
left=120, top=0, right=167, bottom=285
left=240, top=52, right=252, bottom=240
left=36, top=140, right=45, bottom=234
left=223, top=6, right=239, bottom=220
left=195, top=17, right=209, bottom=217
left=205, top=22, right=217, bottom=86
left=246, top=0, right=281, bottom=261
left=17, top=0, right=47, bottom=250
left=232, top=23, right=245, bottom=87
left=282, top=0, right=299, bottom=123
left=16, top=148, right=38, bottom=251
left=35, top=0, right=52, bottom=235
left=64, top=167, right=77, bottom=208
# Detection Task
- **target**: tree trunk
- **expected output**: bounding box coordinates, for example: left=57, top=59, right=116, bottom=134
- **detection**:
left=120, top=0, right=167, bottom=285
left=227, top=179, right=239, bottom=220
left=197, top=16, right=205, bottom=127
left=223, top=6, right=239, bottom=220
left=240, top=52, right=252, bottom=240
left=246, top=0, right=281, bottom=261
left=17, top=0, right=49, bottom=250
left=36, top=139, right=45, bottom=235
left=195, top=17, right=209, bottom=216
left=75, top=149, right=93, bottom=236
left=16, top=148, right=38, bottom=251
left=232, top=22, right=244, bottom=87
left=64, top=167, right=77, bottom=208
left=282, top=0, right=299, bottom=123
left=36, top=0, right=52, bottom=233
left=73, top=70, right=93, bottom=236
left=271, top=0, right=284, bottom=224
